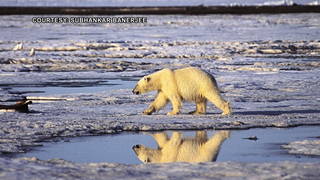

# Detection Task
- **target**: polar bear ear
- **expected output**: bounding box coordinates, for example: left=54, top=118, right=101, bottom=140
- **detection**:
left=144, top=77, right=151, bottom=82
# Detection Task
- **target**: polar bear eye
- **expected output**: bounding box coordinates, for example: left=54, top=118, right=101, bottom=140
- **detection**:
left=144, top=77, right=151, bottom=82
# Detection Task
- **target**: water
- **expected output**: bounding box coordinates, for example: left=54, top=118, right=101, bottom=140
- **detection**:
left=8, top=78, right=136, bottom=96
left=12, top=126, right=320, bottom=164
left=0, top=75, right=138, bottom=103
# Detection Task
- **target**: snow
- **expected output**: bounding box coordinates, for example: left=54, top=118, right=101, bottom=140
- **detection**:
left=0, top=158, right=319, bottom=180
left=0, top=13, right=320, bottom=179
left=282, top=140, right=320, bottom=156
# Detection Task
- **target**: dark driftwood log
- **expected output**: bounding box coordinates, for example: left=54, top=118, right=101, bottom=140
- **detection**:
left=0, top=100, right=32, bottom=113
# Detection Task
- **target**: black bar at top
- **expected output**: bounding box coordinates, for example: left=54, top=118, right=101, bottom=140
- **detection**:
left=0, top=5, right=319, bottom=15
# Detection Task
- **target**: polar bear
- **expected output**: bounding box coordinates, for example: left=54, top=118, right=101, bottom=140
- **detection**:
left=132, top=67, right=231, bottom=115
left=132, top=130, right=230, bottom=163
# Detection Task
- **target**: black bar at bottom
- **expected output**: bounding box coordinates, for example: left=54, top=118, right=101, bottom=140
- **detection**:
left=0, top=5, right=319, bottom=15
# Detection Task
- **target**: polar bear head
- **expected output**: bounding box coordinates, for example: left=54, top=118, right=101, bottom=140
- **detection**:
left=132, top=131, right=230, bottom=164
left=132, top=144, right=161, bottom=163
left=132, top=76, right=154, bottom=95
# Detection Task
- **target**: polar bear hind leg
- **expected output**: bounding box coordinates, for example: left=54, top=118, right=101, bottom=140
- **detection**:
left=204, top=91, right=231, bottom=115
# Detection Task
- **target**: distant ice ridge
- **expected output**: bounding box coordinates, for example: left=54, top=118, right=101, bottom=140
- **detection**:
left=262, top=0, right=295, bottom=6
left=1, top=40, right=320, bottom=72
left=308, top=0, right=320, bottom=5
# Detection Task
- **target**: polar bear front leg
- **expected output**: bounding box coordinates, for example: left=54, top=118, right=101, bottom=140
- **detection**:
left=151, top=132, right=169, bottom=148
left=143, top=106, right=155, bottom=115
left=167, top=95, right=181, bottom=115
left=170, top=132, right=182, bottom=146
left=143, top=92, right=168, bottom=115
left=205, top=91, right=232, bottom=116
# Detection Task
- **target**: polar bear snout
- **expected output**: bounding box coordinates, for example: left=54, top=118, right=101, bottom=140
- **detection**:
left=132, top=85, right=141, bottom=95
left=132, top=144, right=141, bottom=149
left=132, top=89, right=140, bottom=95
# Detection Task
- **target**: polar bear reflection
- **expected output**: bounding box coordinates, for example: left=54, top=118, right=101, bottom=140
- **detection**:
left=132, top=131, right=230, bottom=163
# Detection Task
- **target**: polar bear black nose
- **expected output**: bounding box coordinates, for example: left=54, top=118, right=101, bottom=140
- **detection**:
left=133, top=144, right=141, bottom=149
left=132, top=90, right=140, bottom=95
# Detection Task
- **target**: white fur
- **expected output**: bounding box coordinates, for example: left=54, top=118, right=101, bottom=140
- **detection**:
left=132, top=131, right=230, bottom=163
left=132, top=67, right=231, bottom=115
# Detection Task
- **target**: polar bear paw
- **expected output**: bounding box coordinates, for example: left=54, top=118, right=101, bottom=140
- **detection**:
left=167, top=111, right=179, bottom=115
left=143, top=108, right=155, bottom=115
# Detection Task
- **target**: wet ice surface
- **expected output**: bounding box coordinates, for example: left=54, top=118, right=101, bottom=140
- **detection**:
left=7, top=77, right=137, bottom=96
left=10, top=126, right=320, bottom=164
left=1, top=14, right=320, bottom=42
left=282, top=139, right=320, bottom=156
left=0, top=13, right=320, bottom=179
